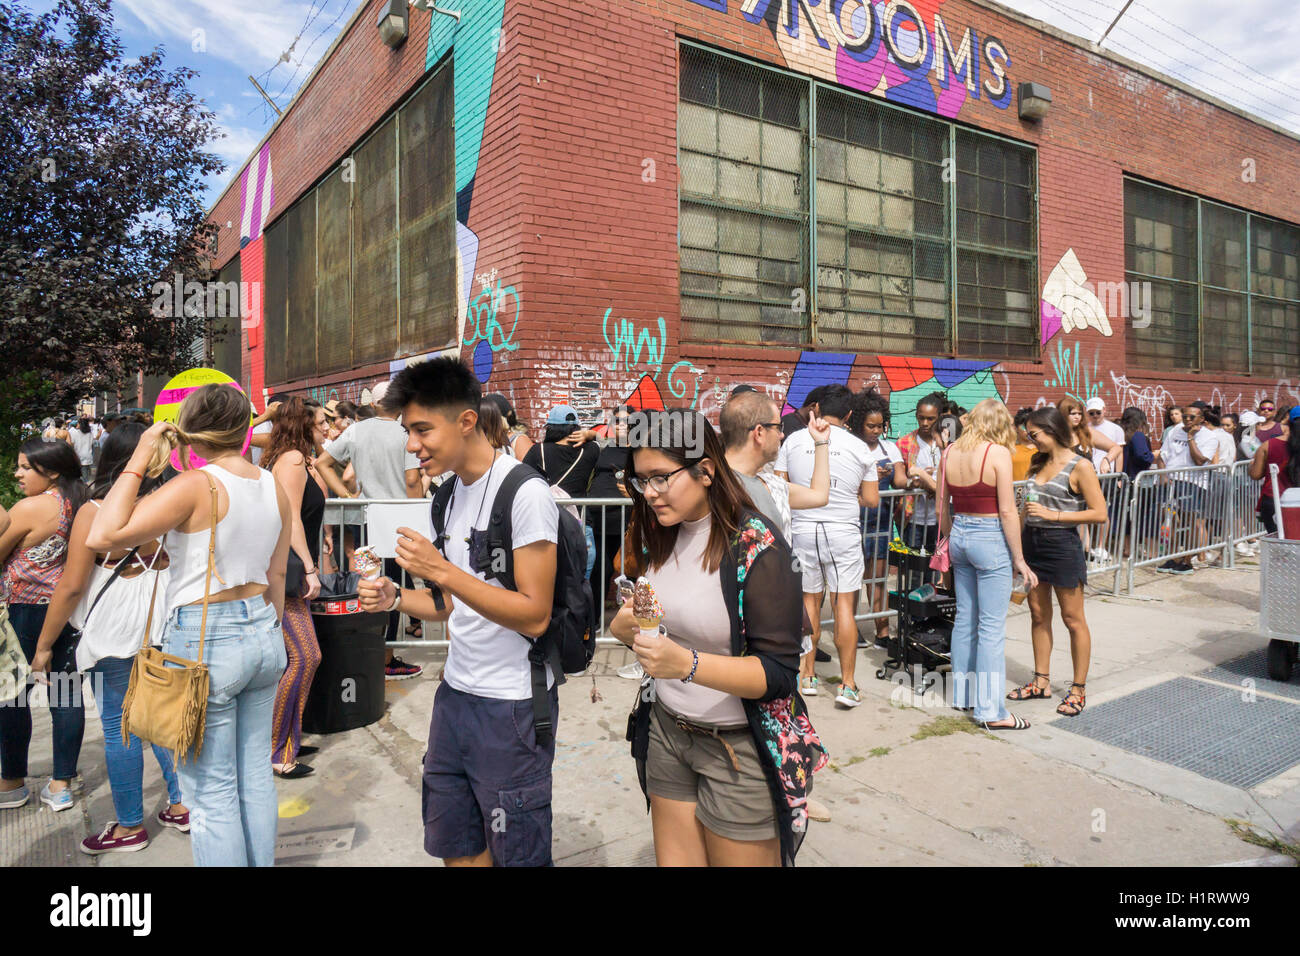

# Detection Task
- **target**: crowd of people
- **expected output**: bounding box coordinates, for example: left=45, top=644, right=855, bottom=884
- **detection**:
left=1, top=369, right=1293, bottom=868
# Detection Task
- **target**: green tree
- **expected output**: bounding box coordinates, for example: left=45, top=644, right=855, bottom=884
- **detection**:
left=0, top=0, right=225, bottom=455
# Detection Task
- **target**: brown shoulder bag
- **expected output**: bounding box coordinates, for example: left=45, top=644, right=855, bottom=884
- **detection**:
left=121, top=472, right=219, bottom=764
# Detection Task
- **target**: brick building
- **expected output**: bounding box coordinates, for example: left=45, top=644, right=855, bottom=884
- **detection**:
left=201, top=0, right=1300, bottom=437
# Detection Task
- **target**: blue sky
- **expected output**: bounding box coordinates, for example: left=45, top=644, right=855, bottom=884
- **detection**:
left=24, top=0, right=1300, bottom=210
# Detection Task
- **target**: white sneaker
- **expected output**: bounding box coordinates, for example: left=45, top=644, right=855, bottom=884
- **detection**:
left=617, top=661, right=644, bottom=680
left=1236, top=542, right=1254, bottom=558
left=800, top=676, right=819, bottom=696
left=1088, top=547, right=1111, bottom=563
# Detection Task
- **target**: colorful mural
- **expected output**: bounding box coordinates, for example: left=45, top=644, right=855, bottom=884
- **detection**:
left=879, top=355, right=1002, bottom=437
left=1040, top=248, right=1113, bottom=345
left=238, top=143, right=274, bottom=408
left=690, top=0, right=1012, bottom=120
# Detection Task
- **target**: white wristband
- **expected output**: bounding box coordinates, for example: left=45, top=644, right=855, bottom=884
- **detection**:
left=386, top=590, right=402, bottom=613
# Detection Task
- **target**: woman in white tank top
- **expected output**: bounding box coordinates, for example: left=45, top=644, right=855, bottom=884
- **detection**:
left=34, top=421, right=189, bottom=855
left=88, top=384, right=292, bottom=868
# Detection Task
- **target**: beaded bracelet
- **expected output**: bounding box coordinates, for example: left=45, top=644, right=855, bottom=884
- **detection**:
left=680, top=648, right=700, bottom=684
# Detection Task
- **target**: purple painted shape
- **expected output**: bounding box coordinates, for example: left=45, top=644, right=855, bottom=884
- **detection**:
left=1040, top=300, right=1063, bottom=346
left=932, top=359, right=996, bottom=389
left=249, top=145, right=270, bottom=241
left=784, top=351, right=857, bottom=414
left=836, top=41, right=890, bottom=98
left=835, top=21, right=967, bottom=119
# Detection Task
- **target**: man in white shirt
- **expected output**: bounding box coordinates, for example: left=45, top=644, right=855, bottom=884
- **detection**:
left=775, top=385, right=879, bottom=709
left=1084, top=397, right=1125, bottom=474
left=1157, top=404, right=1221, bottom=574
left=358, top=357, right=560, bottom=868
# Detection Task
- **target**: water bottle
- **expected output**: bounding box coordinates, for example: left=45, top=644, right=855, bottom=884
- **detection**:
left=909, top=583, right=937, bottom=601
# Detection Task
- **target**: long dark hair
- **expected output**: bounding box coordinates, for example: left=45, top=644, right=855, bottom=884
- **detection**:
left=1025, top=408, right=1076, bottom=477
left=1120, top=407, right=1148, bottom=443
left=479, top=400, right=509, bottom=450
left=626, top=409, right=754, bottom=574
left=89, top=422, right=167, bottom=499
left=262, top=397, right=320, bottom=471
left=544, top=423, right=579, bottom=444
left=18, top=437, right=89, bottom=512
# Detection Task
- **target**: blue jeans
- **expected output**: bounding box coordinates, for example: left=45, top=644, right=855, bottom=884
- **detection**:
left=90, top=656, right=183, bottom=827
left=948, top=515, right=1012, bottom=723
left=161, top=597, right=287, bottom=867
left=0, top=603, right=84, bottom=781
left=584, top=525, right=597, bottom=581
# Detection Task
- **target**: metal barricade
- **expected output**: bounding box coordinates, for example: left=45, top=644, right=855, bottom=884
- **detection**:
left=1078, top=471, right=1129, bottom=594
left=1224, top=459, right=1266, bottom=567
left=1124, top=463, right=1232, bottom=592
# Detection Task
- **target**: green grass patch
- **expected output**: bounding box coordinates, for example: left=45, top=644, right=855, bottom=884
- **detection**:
left=911, top=716, right=990, bottom=741
left=868, top=747, right=891, bottom=757
left=1224, top=819, right=1300, bottom=863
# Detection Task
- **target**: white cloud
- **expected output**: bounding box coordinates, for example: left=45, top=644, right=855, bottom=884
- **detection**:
left=118, top=0, right=318, bottom=72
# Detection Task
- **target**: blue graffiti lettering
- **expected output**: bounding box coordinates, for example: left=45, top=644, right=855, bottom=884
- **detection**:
left=667, top=360, right=702, bottom=409
left=603, top=309, right=667, bottom=378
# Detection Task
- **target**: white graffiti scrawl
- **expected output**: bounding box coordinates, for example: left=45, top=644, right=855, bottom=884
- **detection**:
left=1110, top=372, right=1174, bottom=426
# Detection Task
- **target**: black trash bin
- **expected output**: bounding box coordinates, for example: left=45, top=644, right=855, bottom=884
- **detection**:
left=302, top=590, right=388, bottom=734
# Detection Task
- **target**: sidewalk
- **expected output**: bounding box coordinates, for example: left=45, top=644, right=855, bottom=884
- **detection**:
left=4, top=559, right=1297, bottom=867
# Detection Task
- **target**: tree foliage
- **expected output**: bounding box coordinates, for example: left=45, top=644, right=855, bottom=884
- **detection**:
left=0, top=0, right=225, bottom=451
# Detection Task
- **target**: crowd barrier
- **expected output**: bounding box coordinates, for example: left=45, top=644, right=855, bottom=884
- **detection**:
left=324, top=459, right=1270, bottom=649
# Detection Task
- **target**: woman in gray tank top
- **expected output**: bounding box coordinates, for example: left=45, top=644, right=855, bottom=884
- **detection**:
left=1009, top=408, right=1107, bottom=717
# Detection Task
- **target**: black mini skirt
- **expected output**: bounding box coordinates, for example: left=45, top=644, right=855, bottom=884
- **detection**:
left=1022, top=524, right=1087, bottom=588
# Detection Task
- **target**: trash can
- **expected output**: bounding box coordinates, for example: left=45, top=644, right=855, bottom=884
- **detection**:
left=302, top=590, right=388, bottom=734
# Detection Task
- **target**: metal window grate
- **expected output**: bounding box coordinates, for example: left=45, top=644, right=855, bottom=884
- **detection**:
left=679, top=46, right=809, bottom=345
left=351, top=115, right=398, bottom=367
left=815, top=86, right=949, bottom=354
left=263, top=214, right=289, bottom=385
left=398, top=64, right=458, bottom=355
left=284, top=193, right=318, bottom=380
left=316, top=167, right=353, bottom=375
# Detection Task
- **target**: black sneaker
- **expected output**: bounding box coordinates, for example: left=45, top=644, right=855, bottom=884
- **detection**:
left=1169, top=561, right=1195, bottom=575
left=385, top=657, right=423, bottom=680
left=815, top=648, right=832, bottom=663
left=1155, top=560, right=1178, bottom=573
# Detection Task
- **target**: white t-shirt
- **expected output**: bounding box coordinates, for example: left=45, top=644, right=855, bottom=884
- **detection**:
left=776, top=425, right=876, bottom=534
left=862, top=438, right=903, bottom=488
left=1162, top=425, right=1220, bottom=487
left=440, top=455, right=560, bottom=701
left=249, top=421, right=273, bottom=467
left=910, top=435, right=941, bottom=526
left=67, top=429, right=95, bottom=466
left=1212, top=427, right=1237, bottom=467
left=1091, top=420, right=1124, bottom=472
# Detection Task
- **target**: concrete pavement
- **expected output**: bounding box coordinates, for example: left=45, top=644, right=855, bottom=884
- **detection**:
left=3, top=558, right=1297, bottom=867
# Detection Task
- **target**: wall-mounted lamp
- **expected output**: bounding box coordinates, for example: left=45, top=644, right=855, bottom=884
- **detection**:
left=378, top=0, right=409, bottom=48
left=1018, top=82, right=1052, bottom=122
left=410, top=0, right=462, bottom=22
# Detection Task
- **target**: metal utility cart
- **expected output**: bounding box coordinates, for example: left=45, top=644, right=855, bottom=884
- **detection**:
left=876, top=547, right=954, bottom=680
left=1260, top=534, right=1300, bottom=682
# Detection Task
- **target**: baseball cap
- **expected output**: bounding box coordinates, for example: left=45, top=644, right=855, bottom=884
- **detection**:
left=1238, top=411, right=1263, bottom=427
left=1085, top=397, right=1106, bottom=412
left=730, top=384, right=757, bottom=397
left=1290, top=407, right=1300, bottom=423
left=369, top=380, right=390, bottom=407
left=546, top=405, right=579, bottom=426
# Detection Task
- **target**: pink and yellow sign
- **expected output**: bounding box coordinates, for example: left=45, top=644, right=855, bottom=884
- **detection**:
left=152, top=368, right=253, bottom=469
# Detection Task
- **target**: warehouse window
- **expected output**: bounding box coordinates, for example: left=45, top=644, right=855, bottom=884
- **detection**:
left=678, top=44, right=1037, bottom=356
left=1125, top=177, right=1300, bottom=374
left=261, top=64, right=454, bottom=383
left=679, top=46, right=809, bottom=345
left=209, top=255, right=243, bottom=381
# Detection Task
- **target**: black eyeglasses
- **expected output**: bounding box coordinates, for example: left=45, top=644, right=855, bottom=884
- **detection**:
left=629, top=464, right=691, bottom=495
left=756, top=422, right=782, bottom=430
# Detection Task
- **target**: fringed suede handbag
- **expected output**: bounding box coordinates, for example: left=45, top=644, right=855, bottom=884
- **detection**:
left=121, top=472, right=219, bottom=764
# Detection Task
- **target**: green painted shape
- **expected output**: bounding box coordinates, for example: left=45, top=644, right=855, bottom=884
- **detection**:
left=887, top=371, right=1004, bottom=440
left=426, top=0, right=507, bottom=201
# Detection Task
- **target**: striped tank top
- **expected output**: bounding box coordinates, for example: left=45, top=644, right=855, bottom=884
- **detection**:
left=2, top=490, right=74, bottom=604
left=1026, top=455, right=1085, bottom=528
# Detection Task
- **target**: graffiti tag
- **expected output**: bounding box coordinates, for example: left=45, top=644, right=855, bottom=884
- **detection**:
left=463, top=279, right=521, bottom=354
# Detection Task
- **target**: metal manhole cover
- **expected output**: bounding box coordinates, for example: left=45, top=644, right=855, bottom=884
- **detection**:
left=1056, top=677, right=1300, bottom=789
left=1197, top=649, right=1300, bottom=701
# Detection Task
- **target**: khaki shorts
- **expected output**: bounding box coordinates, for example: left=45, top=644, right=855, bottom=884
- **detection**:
left=645, top=702, right=779, bottom=842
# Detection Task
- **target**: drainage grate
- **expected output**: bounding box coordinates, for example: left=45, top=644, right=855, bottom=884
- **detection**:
left=1056, top=677, right=1300, bottom=789
left=1196, top=649, right=1300, bottom=702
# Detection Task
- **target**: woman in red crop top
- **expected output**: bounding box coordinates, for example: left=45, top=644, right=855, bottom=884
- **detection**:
left=937, top=399, right=1037, bottom=731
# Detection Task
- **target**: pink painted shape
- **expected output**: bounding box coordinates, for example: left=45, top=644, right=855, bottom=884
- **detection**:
left=835, top=43, right=890, bottom=98
left=1040, top=300, right=1063, bottom=346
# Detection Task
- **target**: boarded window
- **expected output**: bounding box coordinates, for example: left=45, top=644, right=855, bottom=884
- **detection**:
left=284, top=193, right=318, bottom=380
left=210, top=255, right=242, bottom=381
left=263, top=214, right=289, bottom=386
left=316, top=168, right=353, bottom=375
left=351, top=116, right=398, bottom=366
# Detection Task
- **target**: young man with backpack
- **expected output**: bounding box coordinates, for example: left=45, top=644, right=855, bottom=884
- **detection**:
left=357, top=358, right=594, bottom=866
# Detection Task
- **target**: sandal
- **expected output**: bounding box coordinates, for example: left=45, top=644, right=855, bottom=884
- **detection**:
left=980, top=714, right=1031, bottom=730
left=1057, top=683, right=1086, bottom=717
left=1006, top=671, right=1051, bottom=701
left=405, top=622, right=423, bottom=639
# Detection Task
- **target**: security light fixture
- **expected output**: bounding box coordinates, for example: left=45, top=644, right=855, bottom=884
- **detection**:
left=1018, top=82, right=1052, bottom=122
left=409, top=0, right=461, bottom=22
left=378, top=0, right=408, bottom=48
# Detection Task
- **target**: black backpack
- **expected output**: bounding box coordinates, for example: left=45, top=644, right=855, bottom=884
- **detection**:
left=430, top=463, right=597, bottom=746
